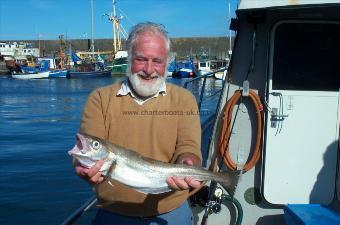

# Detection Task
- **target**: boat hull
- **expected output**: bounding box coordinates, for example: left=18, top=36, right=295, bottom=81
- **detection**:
left=172, top=69, right=196, bottom=78
left=12, top=71, right=50, bottom=79
left=107, top=57, right=128, bottom=76
left=67, top=70, right=111, bottom=78
left=49, top=69, right=68, bottom=78
left=111, top=64, right=127, bottom=76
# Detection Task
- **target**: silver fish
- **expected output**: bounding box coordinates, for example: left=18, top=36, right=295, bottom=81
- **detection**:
left=68, top=133, right=239, bottom=195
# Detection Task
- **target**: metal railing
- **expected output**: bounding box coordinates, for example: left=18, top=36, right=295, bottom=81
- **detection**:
left=60, top=195, right=97, bottom=225
left=184, top=67, right=227, bottom=110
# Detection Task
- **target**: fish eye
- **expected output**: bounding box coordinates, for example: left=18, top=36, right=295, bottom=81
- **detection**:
left=92, top=141, right=101, bottom=150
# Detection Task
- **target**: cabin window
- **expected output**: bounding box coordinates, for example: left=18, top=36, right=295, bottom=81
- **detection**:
left=200, top=62, right=206, bottom=67
left=272, top=22, right=340, bottom=91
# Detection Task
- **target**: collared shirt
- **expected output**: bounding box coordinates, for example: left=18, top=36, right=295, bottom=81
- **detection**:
left=117, top=79, right=167, bottom=105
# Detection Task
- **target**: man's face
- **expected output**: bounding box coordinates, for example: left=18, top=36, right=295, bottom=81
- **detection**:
left=127, top=32, right=168, bottom=97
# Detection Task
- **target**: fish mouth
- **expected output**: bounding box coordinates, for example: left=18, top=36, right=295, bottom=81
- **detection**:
left=76, top=134, right=83, bottom=150
left=76, top=133, right=87, bottom=154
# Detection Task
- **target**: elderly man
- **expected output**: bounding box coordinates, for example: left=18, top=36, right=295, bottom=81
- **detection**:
left=73, top=22, right=202, bottom=225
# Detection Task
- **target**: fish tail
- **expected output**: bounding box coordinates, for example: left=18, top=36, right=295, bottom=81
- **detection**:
left=216, top=170, right=240, bottom=197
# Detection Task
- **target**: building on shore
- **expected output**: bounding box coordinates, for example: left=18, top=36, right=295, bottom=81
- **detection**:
left=0, top=42, right=40, bottom=60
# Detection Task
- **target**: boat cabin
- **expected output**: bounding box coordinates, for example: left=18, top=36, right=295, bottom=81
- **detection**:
left=199, top=0, right=340, bottom=224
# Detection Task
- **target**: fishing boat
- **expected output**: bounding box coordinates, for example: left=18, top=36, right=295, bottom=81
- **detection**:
left=67, top=69, right=111, bottom=78
left=12, top=59, right=50, bottom=79
left=172, top=59, right=198, bottom=78
left=49, top=69, right=68, bottom=78
left=104, top=0, right=129, bottom=76
left=21, top=57, right=68, bottom=78
left=35, top=57, right=68, bottom=78
left=11, top=71, right=49, bottom=79
left=67, top=52, right=111, bottom=78
left=198, top=59, right=228, bottom=79
left=106, top=51, right=128, bottom=76
left=61, top=1, right=340, bottom=224
left=110, top=57, right=127, bottom=76
left=67, top=0, right=112, bottom=79
left=20, top=59, right=49, bottom=74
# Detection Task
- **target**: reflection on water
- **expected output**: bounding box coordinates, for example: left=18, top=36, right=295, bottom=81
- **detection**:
left=179, top=77, right=224, bottom=120
left=0, top=76, right=222, bottom=225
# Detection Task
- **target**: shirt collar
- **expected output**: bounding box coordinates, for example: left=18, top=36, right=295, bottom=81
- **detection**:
left=117, top=79, right=167, bottom=105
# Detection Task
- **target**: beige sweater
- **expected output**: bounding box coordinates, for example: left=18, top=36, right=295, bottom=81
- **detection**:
left=79, top=81, right=201, bottom=216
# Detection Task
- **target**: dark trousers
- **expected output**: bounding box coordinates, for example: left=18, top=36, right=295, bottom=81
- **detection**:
left=91, top=201, right=194, bottom=225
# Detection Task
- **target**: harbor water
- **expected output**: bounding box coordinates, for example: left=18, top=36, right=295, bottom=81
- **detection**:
left=0, top=76, right=223, bottom=225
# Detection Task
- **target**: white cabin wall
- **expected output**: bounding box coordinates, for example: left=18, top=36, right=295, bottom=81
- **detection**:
left=197, top=3, right=340, bottom=225
left=199, top=10, right=286, bottom=225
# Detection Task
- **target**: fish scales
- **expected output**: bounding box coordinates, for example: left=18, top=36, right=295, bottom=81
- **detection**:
left=68, top=133, right=239, bottom=195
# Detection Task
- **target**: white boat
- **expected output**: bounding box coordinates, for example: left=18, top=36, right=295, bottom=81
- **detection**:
left=198, top=59, right=228, bottom=79
left=11, top=71, right=50, bottom=79
left=197, top=60, right=211, bottom=75
left=213, top=70, right=227, bottom=80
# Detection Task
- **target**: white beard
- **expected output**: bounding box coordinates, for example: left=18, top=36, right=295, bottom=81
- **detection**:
left=127, top=70, right=167, bottom=97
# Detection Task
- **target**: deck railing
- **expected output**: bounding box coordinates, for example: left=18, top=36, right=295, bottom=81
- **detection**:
left=60, top=195, right=97, bottom=225
left=184, top=67, right=227, bottom=167
left=184, top=67, right=226, bottom=110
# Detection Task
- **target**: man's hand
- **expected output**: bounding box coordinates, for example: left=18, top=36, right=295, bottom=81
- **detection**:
left=73, top=159, right=105, bottom=185
left=166, top=153, right=202, bottom=191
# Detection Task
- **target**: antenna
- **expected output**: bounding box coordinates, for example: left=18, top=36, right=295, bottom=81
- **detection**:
left=104, top=0, right=128, bottom=54
left=90, top=0, right=95, bottom=55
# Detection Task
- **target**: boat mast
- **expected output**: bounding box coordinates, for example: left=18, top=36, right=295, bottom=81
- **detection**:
left=104, top=0, right=128, bottom=56
left=228, top=0, right=232, bottom=58
left=90, top=0, right=95, bottom=57
left=113, top=0, right=117, bottom=53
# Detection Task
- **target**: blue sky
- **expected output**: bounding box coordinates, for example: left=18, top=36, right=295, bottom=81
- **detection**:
left=0, top=0, right=238, bottom=41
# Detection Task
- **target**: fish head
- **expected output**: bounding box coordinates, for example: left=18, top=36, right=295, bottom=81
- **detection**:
left=68, top=133, right=110, bottom=168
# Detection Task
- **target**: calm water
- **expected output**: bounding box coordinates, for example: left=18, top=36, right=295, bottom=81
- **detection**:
left=0, top=76, right=223, bottom=225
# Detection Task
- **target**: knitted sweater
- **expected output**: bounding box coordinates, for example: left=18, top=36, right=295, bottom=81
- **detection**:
left=79, top=81, right=202, bottom=217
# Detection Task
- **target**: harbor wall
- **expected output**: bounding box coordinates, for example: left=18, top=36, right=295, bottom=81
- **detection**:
left=4, top=37, right=234, bottom=60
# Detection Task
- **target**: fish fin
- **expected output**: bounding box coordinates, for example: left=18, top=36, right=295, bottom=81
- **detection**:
left=107, top=180, right=115, bottom=187
left=219, top=170, right=240, bottom=197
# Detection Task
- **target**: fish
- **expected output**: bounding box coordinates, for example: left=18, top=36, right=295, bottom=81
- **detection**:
left=68, top=133, right=239, bottom=195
